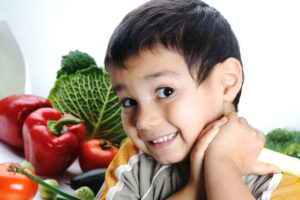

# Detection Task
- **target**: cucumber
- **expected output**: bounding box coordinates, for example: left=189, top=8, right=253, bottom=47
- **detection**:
left=66, top=168, right=106, bottom=194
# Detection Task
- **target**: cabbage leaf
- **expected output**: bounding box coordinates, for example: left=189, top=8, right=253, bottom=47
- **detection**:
left=48, top=67, right=127, bottom=145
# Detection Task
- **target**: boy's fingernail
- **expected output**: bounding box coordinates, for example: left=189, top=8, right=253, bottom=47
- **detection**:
left=272, top=166, right=281, bottom=174
left=212, top=125, right=219, bottom=132
left=220, top=116, right=227, bottom=123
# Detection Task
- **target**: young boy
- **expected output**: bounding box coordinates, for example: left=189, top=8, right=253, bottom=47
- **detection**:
left=96, top=0, right=299, bottom=199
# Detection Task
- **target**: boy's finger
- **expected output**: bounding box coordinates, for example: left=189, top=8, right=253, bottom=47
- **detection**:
left=239, top=117, right=248, bottom=124
left=192, top=126, right=219, bottom=160
left=226, top=111, right=239, bottom=122
left=201, top=116, right=228, bottom=134
left=251, top=161, right=280, bottom=175
left=254, top=128, right=266, bottom=145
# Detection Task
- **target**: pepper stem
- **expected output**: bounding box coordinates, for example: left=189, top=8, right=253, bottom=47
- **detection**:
left=47, top=117, right=81, bottom=136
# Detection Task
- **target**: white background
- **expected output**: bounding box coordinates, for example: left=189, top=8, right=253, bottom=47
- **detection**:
left=1, top=0, right=300, bottom=134
left=0, top=0, right=300, bottom=199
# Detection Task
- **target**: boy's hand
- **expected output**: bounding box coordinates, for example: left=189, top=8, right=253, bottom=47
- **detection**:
left=168, top=117, right=228, bottom=200
left=188, top=116, right=228, bottom=198
left=190, top=116, right=228, bottom=182
left=205, top=112, right=273, bottom=175
left=220, top=103, right=280, bottom=175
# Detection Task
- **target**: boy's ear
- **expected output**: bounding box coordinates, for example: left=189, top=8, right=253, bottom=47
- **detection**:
left=220, top=57, right=243, bottom=102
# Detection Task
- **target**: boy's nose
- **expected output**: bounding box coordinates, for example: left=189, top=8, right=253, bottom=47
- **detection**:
left=135, top=104, right=162, bottom=130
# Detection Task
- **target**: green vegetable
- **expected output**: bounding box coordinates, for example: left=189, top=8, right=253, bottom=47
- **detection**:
left=48, top=67, right=127, bottom=146
left=20, top=160, right=35, bottom=172
left=57, top=50, right=97, bottom=78
left=39, top=179, right=59, bottom=199
left=75, top=186, right=94, bottom=200
left=258, top=148, right=300, bottom=178
left=66, top=168, right=106, bottom=194
left=19, top=168, right=81, bottom=200
left=265, top=128, right=300, bottom=159
left=257, top=128, right=300, bottom=178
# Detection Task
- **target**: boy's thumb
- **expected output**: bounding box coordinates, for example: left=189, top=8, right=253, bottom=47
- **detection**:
left=251, top=161, right=281, bottom=175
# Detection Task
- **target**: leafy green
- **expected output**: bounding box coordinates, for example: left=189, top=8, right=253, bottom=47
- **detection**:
left=48, top=67, right=127, bottom=145
left=57, top=50, right=97, bottom=78
left=265, top=128, right=300, bottom=159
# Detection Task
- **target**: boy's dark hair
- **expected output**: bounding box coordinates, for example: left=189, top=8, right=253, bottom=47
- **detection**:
left=105, top=0, right=244, bottom=109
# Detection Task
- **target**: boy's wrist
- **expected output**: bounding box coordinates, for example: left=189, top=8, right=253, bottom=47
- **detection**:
left=204, top=156, right=255, bottom=200
left=205, top=147, right=242, bottom=174
left=167, top=180, right=197, bottom=200
left=186, top=179, right=198, bottom=198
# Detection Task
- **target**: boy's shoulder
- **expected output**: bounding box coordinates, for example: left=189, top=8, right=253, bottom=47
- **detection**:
left=98, top=140, right=140, bottom=199
left=243, top=173, right=300, bottom=200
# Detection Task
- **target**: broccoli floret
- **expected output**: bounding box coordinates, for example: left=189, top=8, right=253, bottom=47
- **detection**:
left=57, top=50, right=97, bottom=78
left=265, top=128, right=300, bottom=159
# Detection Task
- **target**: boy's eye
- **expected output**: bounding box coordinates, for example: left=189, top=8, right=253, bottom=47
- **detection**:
left=157, top=87, right=174, bottom=98
left=121, top=98, right=137, bottom=108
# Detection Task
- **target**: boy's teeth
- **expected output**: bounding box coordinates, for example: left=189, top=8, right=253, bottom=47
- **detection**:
left=152, top=132, right=177, bottom=144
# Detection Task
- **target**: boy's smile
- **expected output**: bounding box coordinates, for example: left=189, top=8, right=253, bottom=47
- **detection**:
left=109, top=46, right=224, bottom=164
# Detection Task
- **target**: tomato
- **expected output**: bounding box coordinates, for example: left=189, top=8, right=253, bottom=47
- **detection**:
left=0, top=162, right=38, bottom=200
left=79, top=139, right=119, bottom=172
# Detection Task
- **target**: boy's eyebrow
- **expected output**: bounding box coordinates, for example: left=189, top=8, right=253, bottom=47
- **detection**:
left=112, top=70, right=179, bottom=94
left=144, top=70, right=180, bottom=80
left=112, top=84, right=124, bottom=94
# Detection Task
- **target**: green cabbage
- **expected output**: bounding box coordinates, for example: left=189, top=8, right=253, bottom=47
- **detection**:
left=48, top=67, right=127, bottom=145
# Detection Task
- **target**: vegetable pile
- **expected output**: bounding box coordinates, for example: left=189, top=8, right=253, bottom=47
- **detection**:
left=0, top=50, right=124, bottom=199
left=0, top=50, right=124, bottom=176
left=48, top=50, right=128, bottom=146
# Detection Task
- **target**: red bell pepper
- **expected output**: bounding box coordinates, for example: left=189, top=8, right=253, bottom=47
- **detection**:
left=0, top=94, right=51, bottom=149
left=22, top=107, right=85, bottom=176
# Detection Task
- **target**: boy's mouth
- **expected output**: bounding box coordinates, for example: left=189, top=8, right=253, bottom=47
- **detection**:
left=148, top=131, right=178, bottom=144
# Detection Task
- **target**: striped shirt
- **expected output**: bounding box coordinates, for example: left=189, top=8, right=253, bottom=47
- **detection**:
left=96, top=140, right=300, bottom=200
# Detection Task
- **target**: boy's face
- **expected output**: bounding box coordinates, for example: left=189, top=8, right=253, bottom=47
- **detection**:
left=109, top=46, right=225, bottom=164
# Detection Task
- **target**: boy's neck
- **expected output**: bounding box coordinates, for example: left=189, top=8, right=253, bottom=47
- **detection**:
left=223, top=102, right=236, bottom=115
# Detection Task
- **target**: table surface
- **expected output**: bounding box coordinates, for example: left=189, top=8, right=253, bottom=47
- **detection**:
left=0, top=140, right=82, bottom=200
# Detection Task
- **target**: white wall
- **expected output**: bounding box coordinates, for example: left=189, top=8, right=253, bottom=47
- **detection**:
left=0, top=0, right=299, bottom=134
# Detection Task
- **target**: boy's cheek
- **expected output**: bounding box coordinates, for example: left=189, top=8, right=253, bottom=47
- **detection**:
left=120, top=115, right=133, bottom=135
left=167, top=98, right=204, bottom=127
left=121, top=118, right=133, bottom=134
